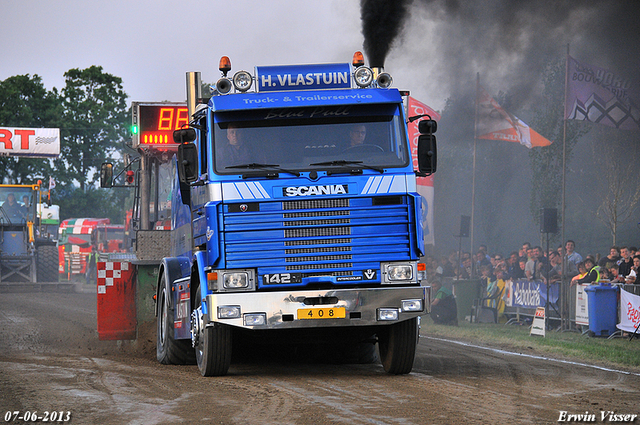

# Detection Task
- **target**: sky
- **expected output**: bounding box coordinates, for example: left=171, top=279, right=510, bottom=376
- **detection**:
left=1, top=1, right=638, bottom=114
left=0, top=1, right=394, bottom=107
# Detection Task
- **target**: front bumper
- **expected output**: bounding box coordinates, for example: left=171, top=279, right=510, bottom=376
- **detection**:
left=205, top=286, right=430, bottom=330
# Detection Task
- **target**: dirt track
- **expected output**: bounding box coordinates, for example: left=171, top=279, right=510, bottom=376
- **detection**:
left=1, top=289, right=639, bottom=424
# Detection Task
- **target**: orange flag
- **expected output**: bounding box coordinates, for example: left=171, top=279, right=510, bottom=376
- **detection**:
left=476, top=86, right=552, bottom=148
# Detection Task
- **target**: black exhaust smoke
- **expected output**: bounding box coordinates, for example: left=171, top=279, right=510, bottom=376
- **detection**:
left=360, top=0, right=413, bottom=68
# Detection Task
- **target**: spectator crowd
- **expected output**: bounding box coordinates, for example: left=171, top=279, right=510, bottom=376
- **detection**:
left=427, top=241, right=640, bottom=292
left=427, top=240, right=640, bottom=326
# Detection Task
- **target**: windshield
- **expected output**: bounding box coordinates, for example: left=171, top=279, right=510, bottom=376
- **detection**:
left=59, top=233, right=91, bottom=245
left=213, top=103, right=409, bottom=174
left=0, top=187, right=37, bottom=224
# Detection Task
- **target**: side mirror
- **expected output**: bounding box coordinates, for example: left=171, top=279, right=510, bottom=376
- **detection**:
left=173, top=128, right=197, bottom=144
left=418, top=119, right=437, bottom=134
left=417, top=134, right=437, bottom=174
left=177, top=143, right=199, bottom=184
left=100, top=163, right=113, bottom=188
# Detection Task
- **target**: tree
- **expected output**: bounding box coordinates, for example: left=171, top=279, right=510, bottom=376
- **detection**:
left=58, top=66, right=129, bottom=191
left=0, top=74, right=62, bottom=183
left=593, top=127, right=640, bottom=245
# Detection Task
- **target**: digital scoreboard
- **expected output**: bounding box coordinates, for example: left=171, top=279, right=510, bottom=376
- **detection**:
left=132, top=102, right=189, bottom=149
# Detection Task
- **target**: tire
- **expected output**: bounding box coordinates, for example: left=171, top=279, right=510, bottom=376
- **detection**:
left=194, top=289, right=232, bottom=376
left=378, top=318, right=418, bottom=375
left=36, top=245, right=58, bottom=282
left=156, top=277, right=195, bottom=365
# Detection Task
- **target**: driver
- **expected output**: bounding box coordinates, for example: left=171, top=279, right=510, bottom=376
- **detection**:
left=219, top=123, right=265, bottom=167
left=2, top=193, right=25, bottom=220
left=22, top=195, right=31, bottom=217
left=348, top=124, right=367, bottom=147
left=219, top=123, right=246, bottom=166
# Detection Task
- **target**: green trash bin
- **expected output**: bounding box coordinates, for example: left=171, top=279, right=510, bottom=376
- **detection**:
left=452, top=279, right=482, bottom=322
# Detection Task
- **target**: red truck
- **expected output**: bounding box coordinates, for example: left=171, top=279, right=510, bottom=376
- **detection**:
left=58, top=218, right=124, bottom=285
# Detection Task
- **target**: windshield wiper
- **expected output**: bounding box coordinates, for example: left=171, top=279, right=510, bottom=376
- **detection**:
left=0, top=206, right=12, bottom=225
left=226, top=163, right=300, bottom=177
left=309, top=160, right=384, bottom=174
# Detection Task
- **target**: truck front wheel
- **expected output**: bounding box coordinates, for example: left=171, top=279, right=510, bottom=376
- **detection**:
left=193, top=292, right=232, bottom=376
left=377, top=317, right=418, bottom=375
left=156, top=279, right=195, bottom=365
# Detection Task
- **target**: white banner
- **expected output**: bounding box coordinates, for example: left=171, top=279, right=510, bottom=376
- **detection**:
left=617, top=288, right=640, bottom=333
left=575, top=284, right=590, bottom=326
left=0, top=127, right=60, bottom=158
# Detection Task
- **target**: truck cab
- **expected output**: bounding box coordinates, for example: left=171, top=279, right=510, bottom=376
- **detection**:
left=0, top=184, right=58, bottom=284
left=104, top=53, right=438, bottom=376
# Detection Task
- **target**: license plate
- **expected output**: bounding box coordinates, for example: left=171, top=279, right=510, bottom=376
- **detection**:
left=297, top=307, right=346, bottom=320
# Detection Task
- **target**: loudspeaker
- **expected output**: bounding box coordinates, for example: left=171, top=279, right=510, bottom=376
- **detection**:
left=540, top=208, right=557, bottom=233
left=459, top=215, right=471, bottom=238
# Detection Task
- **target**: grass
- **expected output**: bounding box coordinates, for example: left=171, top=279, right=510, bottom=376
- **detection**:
left=420, top=317, right=640, bottom=371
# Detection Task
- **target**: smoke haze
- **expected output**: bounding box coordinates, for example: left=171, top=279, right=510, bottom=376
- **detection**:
left=361, top=0, right=640, bottom=108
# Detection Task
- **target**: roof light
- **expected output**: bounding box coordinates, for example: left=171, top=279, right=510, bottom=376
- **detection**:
left=219, top=56, right=231, bottom=77
left=352, top=51, right=365, bottom=67
left=233, top=70, right=253, bottom=92
left=354, top=66, right=373, bottom=87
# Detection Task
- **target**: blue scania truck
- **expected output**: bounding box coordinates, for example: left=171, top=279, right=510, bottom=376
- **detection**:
left=112, top=53, right=438, bottom=376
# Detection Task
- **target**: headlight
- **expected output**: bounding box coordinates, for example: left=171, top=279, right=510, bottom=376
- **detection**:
left=354, top=67, right=373, bottom=87
left=208, top=269, right=255, bottom=292
left=402, top=299, right=423, bottom=312
left=233, top=70, right=253, bottom=92
left=218, top=305, right=241, bottom=319
left=378, top=308, right=399, bottom=321
left=386, top=264, right=413, bottom=281
left=223, top=272, right=248, bottom=289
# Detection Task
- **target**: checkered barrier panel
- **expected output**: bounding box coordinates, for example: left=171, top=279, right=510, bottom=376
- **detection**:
left=97, top=261, right=131, bottom=293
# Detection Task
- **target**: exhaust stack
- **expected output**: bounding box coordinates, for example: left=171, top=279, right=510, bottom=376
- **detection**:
left=186, top=72, right=202, bottom=119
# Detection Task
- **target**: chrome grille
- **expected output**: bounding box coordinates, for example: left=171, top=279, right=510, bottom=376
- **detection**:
left=285, top=238, right=352, bottom=246
left=283, top=199, right=350, bottom=210
left=285, top=254, right=353, bottom=263
left=285, top=246, right=352, bottom=254
left=284, top=218, right=350, bottom=226
left=284, top=227, right=351, bottom=238
left=286, top=263, right=353, bottom=271
left=284, top=210, right=350, bottom=218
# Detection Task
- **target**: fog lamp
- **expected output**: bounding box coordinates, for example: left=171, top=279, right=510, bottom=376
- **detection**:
left=402, top=299, right=423, bottom=312
left=243, top=313, right=266, bottom=326
left=378, top=308, right=399, bottom=321
left=218, top=305, right=241, bottom=319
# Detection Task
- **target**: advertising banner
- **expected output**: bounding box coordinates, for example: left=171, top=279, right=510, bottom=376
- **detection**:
left=575, top=283, right=590, bottom=326
left=0, top=127, right=60, bottom=158
left=565, top=55, right=640, bottom=131
left=617, top=287, right=640, bottom=333
left=509, top=279, right=559, bottom=309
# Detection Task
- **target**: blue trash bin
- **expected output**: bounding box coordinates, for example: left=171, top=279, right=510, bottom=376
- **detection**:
left=584, top=284, right=619, bottom=337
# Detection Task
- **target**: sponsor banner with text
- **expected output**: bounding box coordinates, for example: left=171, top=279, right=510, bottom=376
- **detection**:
left=0, top=127, right=60, bottom=158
